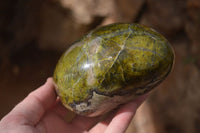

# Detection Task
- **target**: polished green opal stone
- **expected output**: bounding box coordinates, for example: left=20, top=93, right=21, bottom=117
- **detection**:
left=53, top=23, right=174, bottom=117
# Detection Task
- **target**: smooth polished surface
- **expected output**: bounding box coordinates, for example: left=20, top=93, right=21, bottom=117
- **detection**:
left=53, top=23, right=174, bottom=116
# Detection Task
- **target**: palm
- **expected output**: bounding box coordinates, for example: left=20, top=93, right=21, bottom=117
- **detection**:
left=0, top=78, right=147, bottom=133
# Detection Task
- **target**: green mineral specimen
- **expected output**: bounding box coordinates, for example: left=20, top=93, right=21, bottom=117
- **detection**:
left=53, top=23, right=175, bottom=117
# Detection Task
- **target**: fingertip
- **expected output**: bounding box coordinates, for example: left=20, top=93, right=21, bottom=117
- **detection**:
left=43, top=77, right=55, bottom=93
left=116, top=94, right=148, bottom=115
left=45, top=77, right=53, bottom=85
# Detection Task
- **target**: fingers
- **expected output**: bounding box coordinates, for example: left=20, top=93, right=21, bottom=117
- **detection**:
left=53, top=99, right=73, bottom=121
left=89, top=94, right=147, bottom=133
left=71, top=114, right=103, bottom=131
left=104, top=102, right=138, bottom=133
left=7, top=78, right=57, bottom=125
left=89, top=111, right=117, bottom=133
left=104, top=95, right=148, bottom=133
left=36, top=111, right=71, bottom=133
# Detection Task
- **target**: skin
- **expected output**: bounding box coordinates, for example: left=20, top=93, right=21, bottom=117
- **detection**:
left=0, top=77, right=147, bottom=133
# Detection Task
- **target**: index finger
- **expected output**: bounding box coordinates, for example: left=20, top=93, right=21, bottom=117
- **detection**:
left=104, top=94, right=148, bottom=133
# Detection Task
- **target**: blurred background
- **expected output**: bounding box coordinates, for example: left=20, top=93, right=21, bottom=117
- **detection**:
left=0, top=0, right=200, bottom=132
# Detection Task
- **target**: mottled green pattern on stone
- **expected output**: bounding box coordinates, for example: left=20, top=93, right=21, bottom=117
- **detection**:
left=53, top=23, right=174, bottom=115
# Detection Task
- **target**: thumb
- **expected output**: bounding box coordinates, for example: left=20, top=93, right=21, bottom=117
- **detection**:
left=5, top=78, right=57, bottom=125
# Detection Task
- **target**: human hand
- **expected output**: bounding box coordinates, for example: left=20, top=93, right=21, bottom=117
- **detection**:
left=0, top=78, right=147, bottom=133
